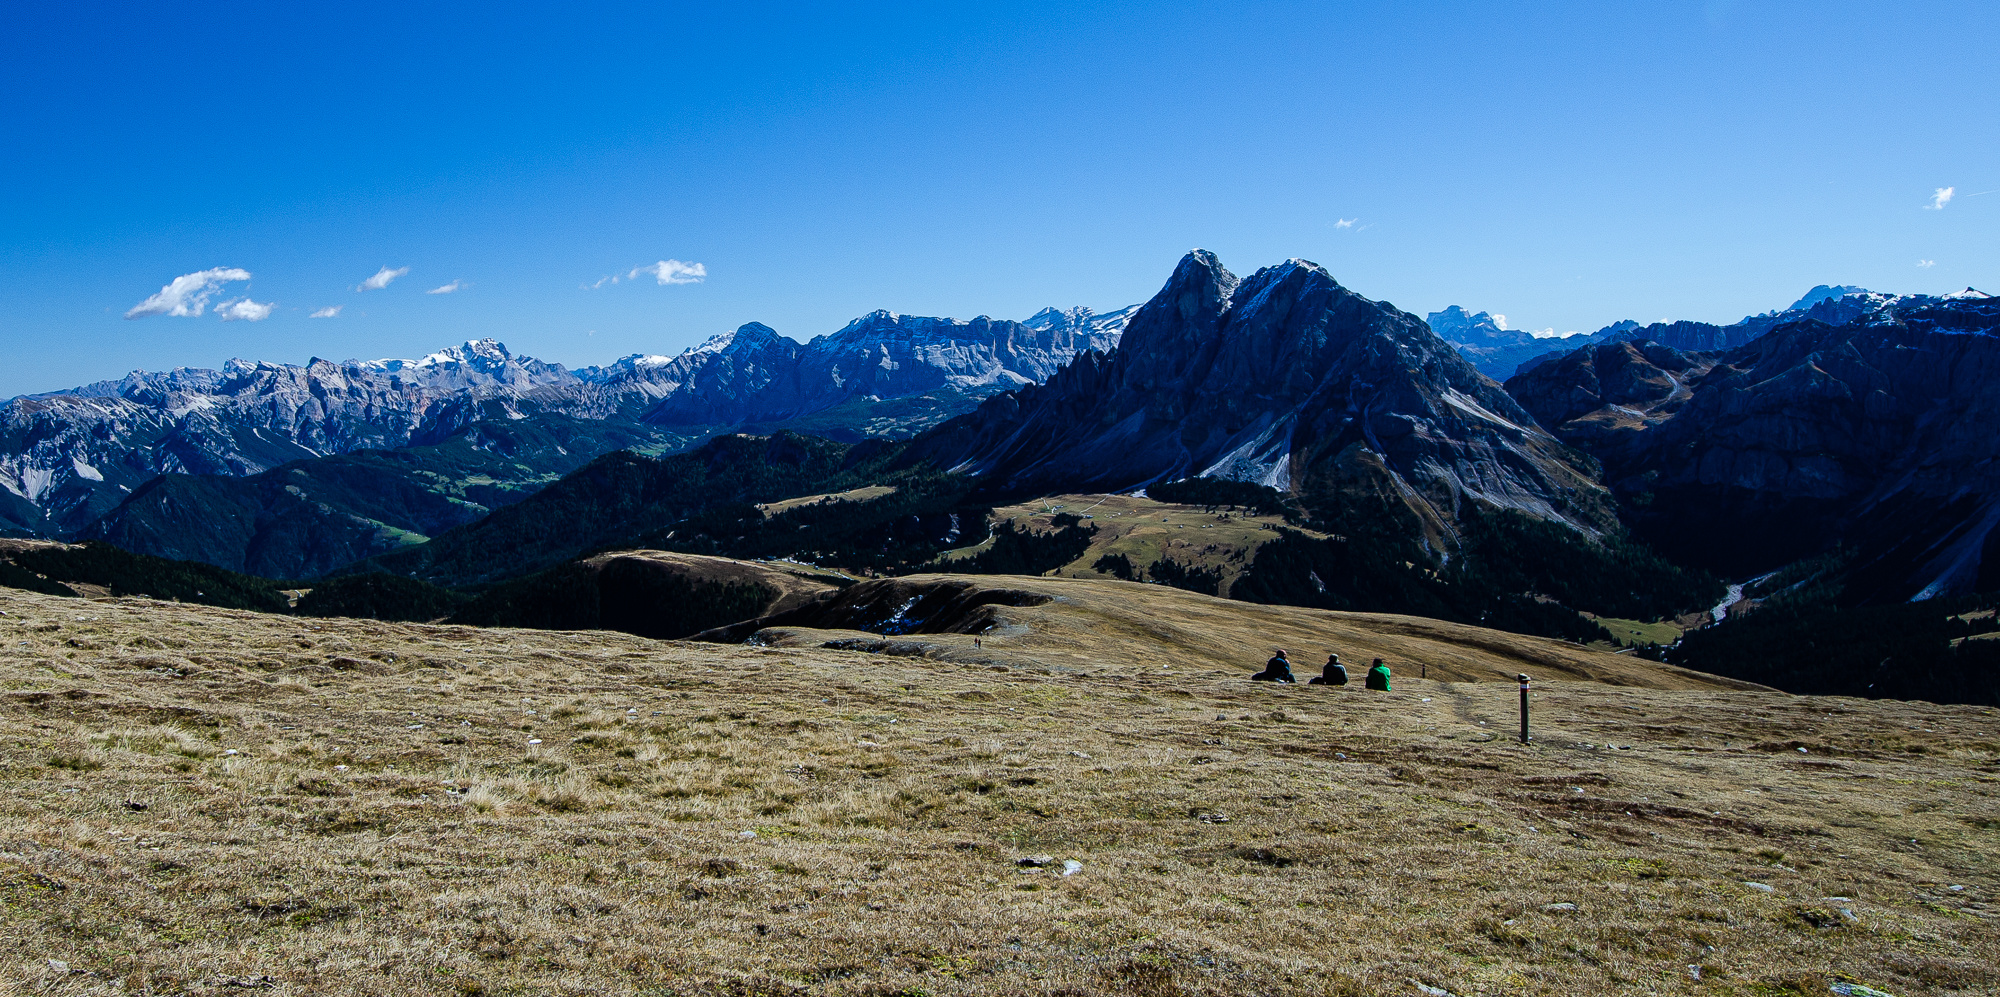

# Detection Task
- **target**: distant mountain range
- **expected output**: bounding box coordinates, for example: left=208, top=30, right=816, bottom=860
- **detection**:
left=1507, top=287, right=2000, bottom=601
left=1431, top=284, right=1879, bottom=380
left=0, top=304, right=1133, bottom=548
left=12, top=246, right=2000, bottom=619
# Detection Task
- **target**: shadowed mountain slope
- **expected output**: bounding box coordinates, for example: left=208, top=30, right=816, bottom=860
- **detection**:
left=1507, top=291, right=2000, bottom=600
left=350, top=433, right=894, bottom=589
left=78, top=412, right=682, bottom=579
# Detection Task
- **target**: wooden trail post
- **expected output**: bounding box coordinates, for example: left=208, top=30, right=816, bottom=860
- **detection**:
left=1517, top=674, right=1531, bottom=744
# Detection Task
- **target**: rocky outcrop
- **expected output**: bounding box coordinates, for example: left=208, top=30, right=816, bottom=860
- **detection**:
left=908, top=251, right=1618, bottom=544
left=1506, top=291, right=2000, bottom=599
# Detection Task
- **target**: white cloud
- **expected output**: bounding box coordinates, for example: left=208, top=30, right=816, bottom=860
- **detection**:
left=589, top=258, right=708, bottom=288
left=427, top=280, right=464, bottom=295
left=1334, top=218, right=1357, bottom=229
left=356, top=265, right=409, bottom=291
left=309, top=305, right=342, bottom=318
left=216, top=298, right=276, bottom=322
left=1918, top=259, right=1937, bottom=268
left=1529, top=328, right=1582, bottom=339
left=1926, top=187, right=1955, bottom=210
left=631, top=259, right=707, bottom=285
left=123, top=267, right=251, bottom=319
left=1491, top=313, right=1508, bottom=330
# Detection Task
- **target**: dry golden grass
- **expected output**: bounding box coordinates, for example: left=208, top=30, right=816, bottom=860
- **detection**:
left=941, top=494, right=1313, bottom=593
left=1, top=586, right=1996, bottom=996
left=744, top=573, right=1753, bottom=689
left=579, top=551, right=849, bottom=616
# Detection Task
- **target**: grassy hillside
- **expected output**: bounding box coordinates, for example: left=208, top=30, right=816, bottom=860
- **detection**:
left=451, top=550, right=846, bottom=639
left=1, top=585, right=1993, bottom=995
left=945, top=495, right=1722, bottom=648
left=702, top=573, right=1757, bottom=690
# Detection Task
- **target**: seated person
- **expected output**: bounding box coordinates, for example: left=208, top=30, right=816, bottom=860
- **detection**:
left=1251, top=649, right=1296, bottom=683
left=1308, top=654, right=1348, bottom=685
left=1365, top=658, right=1392, bottom=691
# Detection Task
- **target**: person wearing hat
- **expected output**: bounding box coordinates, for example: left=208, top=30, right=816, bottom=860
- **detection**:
left=1308, top=653, right=1348, bottom=686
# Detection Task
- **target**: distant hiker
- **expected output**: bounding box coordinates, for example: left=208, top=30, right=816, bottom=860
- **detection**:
left=1251, top=649, right=1296, bottom=683
left=1365, top=658, right=1392, bottom=691
left=1308, top=654, right=1348, bottom=686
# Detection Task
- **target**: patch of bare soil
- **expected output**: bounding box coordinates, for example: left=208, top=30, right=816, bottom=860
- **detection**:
left=0, top=587, right=1995, bottom=996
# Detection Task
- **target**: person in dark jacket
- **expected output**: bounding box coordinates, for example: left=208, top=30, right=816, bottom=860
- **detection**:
left=1251, top=649, right=1296, bottom=683
left=1308, top=653, right=1348, bottom=686
left=1365, top=658, right=1392, bottom=691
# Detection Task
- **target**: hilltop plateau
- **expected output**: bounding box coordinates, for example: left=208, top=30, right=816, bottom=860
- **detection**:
left=1, top=586, right=1995, bottom=995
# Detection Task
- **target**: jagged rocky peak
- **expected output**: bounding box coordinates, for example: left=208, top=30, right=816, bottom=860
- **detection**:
left=1021, top=304, right=1140, bottom=337
left=1427, top=306, right=1522, bottom=346
left=907, top=250, right=1617, bottom=541
left=1784, top=284, right=1872, bottom=312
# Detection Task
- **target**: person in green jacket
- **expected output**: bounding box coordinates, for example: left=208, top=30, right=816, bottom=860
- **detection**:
left=1365, top=658, right=1391, bottom=691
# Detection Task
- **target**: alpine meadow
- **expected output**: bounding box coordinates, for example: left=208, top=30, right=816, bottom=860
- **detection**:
left=3, top=4, right=1996, bottom=996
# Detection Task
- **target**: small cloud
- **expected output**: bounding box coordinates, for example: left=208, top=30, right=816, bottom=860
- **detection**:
left=631, top=259, right=707, bottom=285
left=1334, top=218, right=1357, bottom=229
left=1926, top=187, right=1955, bottom=210
left=426, top=280, right=464, bottom=295
left=1529, top=328, right=1581, bottom=339
left=216, top=298, right=276, bottom=322
left=124, top=267, right=251, bottom=319
left=589, top=258, right=708, bottom=288
left=356, top=265, right=409, bottom=291
left=1918, top=259, right=1936, bottom=268
left=1491, top=313, right=1508, bottom=330
left=309, top=305, right=342, bottom=318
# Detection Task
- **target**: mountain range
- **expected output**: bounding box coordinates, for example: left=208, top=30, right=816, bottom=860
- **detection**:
left=1508, top=287, right=2000, bottom=601
left=1, top=304, right=1132, bottom=556
left=11, top=248, right=2000, bottom=620
left=1430, top=284, right=1879, bottom=380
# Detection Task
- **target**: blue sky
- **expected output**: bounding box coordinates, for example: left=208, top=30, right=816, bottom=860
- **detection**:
left=3, top=2, right=1994, bottom=398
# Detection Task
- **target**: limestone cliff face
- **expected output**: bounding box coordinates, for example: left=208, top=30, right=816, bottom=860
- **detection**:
left=1506, top=292, right=2000, bottom=599
left=908, top=251, right=1619, bottom=543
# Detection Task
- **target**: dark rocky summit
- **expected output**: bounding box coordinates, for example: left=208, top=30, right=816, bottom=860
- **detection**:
left=908, top=251, right=1617, bottom=543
